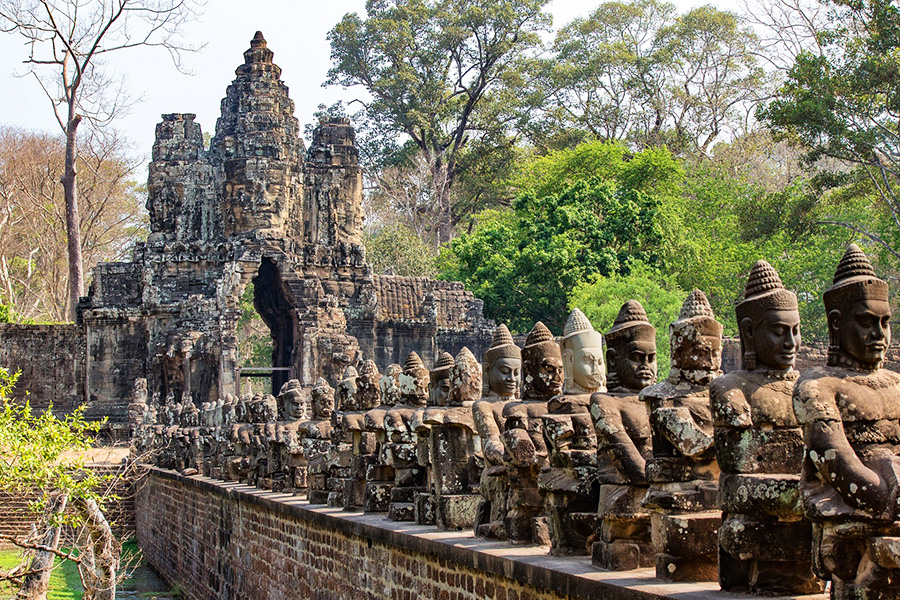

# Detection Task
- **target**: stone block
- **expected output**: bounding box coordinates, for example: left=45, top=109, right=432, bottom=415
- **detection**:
left=651, top=511, right=720, bottom=558
left=717, top=473, right=802, bottom=520
left=719, top=515, right=812, bottom=562
left=655, top=553, right=718, bottom=582
left=436, top=494, right=479, bottom=530
left=364, top=482, right=392, bottom=512
left=592, top=539, right=654, bottom=571
left=388, top=502, right=415, bottom=522
left=414, top=492, right=435, bottom=525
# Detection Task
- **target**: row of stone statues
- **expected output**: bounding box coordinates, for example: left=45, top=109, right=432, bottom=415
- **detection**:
left=131, top=244, right=900, bottom=599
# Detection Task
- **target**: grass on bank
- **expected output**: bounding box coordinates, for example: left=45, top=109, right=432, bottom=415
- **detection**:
left=0, top=540, right=181, bottom=599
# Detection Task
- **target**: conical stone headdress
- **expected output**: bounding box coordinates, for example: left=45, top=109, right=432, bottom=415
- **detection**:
left=672, top=289, right=722, bottom=337
left=561, top=308, right=603, bottom=348
left=824, top=244, right=888, bottom=312
left=606, top=300, right=655, bottom=344
left=484, top=324, right=521, bottom=367
left=430, top=351, right=455, bottom=384
left=736, top=260, right=797, bottom=324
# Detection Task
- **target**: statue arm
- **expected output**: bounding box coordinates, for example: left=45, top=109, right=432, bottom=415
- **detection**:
left=805, top=419, right=894, bottom=516
left=594, top=408, right=646, bottom=482
left=654, top=406, right=714, bottom=457
left=710, top=381, right=752, bottom=428
left=473, top=402, right=504, bottom=465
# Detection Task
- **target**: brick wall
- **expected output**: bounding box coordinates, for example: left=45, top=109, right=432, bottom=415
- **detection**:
left=137, top=469, right=804, bottom=600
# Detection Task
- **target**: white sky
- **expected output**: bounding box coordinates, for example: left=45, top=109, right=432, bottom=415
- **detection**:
left=0, top=0, right=741, bottom=167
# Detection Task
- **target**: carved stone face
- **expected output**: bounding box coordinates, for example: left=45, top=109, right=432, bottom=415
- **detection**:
left=672, top=320, right=722, bottom=372
left=312, top=389, right=335, bottom=420
left=487, top=357, right=521, bottom=399
left=833, top=299, right=891, bottom=365
left=399, top=366, right=429, bottom=406
left=564, top=333, right=605, bottom=393
left=524, top=353, right=563, bottom=400
left=615, top=338, right=657, bottom=390
left=283, top=389, right=306, bottom=420
left=430, top=376, right=452, bottom=406
left=746, top=309, right=801, bottom=371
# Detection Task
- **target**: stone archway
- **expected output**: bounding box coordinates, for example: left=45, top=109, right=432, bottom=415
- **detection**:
left=251, top=257, right=297, bottom=394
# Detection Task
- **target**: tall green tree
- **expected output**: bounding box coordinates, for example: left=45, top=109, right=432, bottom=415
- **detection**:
left=759, top=0, right=900, bottom=261
left=326, top=0, right=550, bottom=244
left=537, top=0, right=764, bottom=155
left=439, top=141, right=684, bottom=332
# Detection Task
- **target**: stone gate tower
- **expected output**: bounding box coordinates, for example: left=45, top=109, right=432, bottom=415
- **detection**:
left=75, top=33, right=492, bottom=426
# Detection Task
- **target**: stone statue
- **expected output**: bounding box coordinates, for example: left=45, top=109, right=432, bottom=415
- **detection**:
left=334, top=365, right=375, bottom=510
left=385, top=352, right=429, bottom=521
left=793, top=244, right=900, bottom=599
left=710, top=261, right=823, bottom=594
left=423, top=349, right=482, bottom=529
left=273, top=379, right=309, bottom=494
left=541, top=308, right=604, bottom=555
left=589, top=300, right=656, bottom=570
left=307, top=378, right=337, bottom=504
left=641, top=289, right=722, bottom=581
left=363, top=363, right=402, bottom=512
left=502, top=322, right=562, bottom=544
left=473, top=324, right=521, bottom=539
left=412, top=351, right=455, bottom=525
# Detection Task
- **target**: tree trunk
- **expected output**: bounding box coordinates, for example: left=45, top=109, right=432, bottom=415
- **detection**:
left=430, top=158, right=455, bottom=247
left=62, top=114, right=83, bottom=322
left=75, top=497, right=118, bottom=600
left=16, top=494, right=68, bottom=600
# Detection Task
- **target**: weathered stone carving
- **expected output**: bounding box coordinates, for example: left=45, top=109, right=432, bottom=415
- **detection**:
left=541, top=308, right=604, bottom=555
left=423, top=349, right=482, bottom=529
left=412, top=352, right=454, bottom=525
left=641, top=289, right=722, bottom=581
left=710, top=261, right=823, bottom=594
left=589, top=301, right=656, bottom=570
left=473, top=325, right=521, bottom=539
left=71, top=32, right=494, bottom=434
left=502, top=322, right=561, bottom=544
left=794, top=244, right=900, bottom=600
left=271, top=379, right=309, bottom=493
left=363, top=363, right=401, bottom=512
left=385, top=352, right=429, bottom=521
left=307, top=378, right=338, bottom=504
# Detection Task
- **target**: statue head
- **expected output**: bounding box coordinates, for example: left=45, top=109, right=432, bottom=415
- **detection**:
left=606, top=300, right=657, bottom=391
left=278, top=379, right=307, bottom=421
left=429, top=352, right=455, bottom=406
left=337, top=366, right=359, bottom=411
left=357, top=360, right=382, bottom=409
left=379, top=364, right=403, bottom=406
left=522, top=321, right=563, bottom=401
left=483, top=324, right=521, bottom=399
left=399, top=352, right=429, bottom=405
left=450, top=347, right=482, bottom=405
left=670, top=289, right=723, bottom=373
left=824, top=244, right=891, bottom=368
left=561, top=308, right=605, bottom=394
left=736, top=261, right=800, bottom=372
left=258, top=394, right=278, bottom=423
left=311, top=377, right=335, bottom=419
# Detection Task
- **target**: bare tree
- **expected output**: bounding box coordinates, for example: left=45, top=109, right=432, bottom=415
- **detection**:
left=0, top=0, right=202, bottom=320
left=0, top=126, right=146, bottom=322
